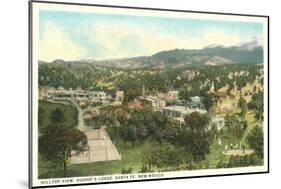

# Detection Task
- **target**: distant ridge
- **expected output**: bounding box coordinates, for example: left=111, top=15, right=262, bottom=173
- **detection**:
left=40, top=39, right=263, bottom=69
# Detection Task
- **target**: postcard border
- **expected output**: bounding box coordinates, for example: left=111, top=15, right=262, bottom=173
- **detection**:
left=28, top=0, right=270, bottom=188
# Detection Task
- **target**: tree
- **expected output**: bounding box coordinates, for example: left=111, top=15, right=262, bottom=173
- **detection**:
left=112, top=119, right=121, bottom=138
left=151, top=112, right=172, bottom=144
left=141, top=150, right=161, bottom=172
left=39, top=125, right=88, bottom=177
left=50, top=108, right=64, bottom=124
left=248, top=91, right=264, bottom=121
left=141, top=145, right=180, bottom=172
left=179, top=87, right=191, bottom=101
left=163, top=123, right=180, bottom=143
left=246, top=126, right=264, bottom=158
left=225, top=114, right=244, bottom=143
left=136, top=124, right=148, bottom=141
left=119, top=125, right=129, bottom=143
left=217, top=154, right=263, bottom=168
left=201, top=93, right=215, bottom=112
left=238, top=96, right=248, bottom=116
left=180, top=112, right=211, bottom=161
left=127, top=124, right=138, bottom=148
left=38, top=106, right=45, bottom=125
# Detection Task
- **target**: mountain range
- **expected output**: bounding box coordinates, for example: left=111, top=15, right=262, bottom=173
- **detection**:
left=40, top=40, right=263, bottom=69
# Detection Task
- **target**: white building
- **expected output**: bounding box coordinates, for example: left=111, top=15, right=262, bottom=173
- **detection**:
left=162, top=106, right=207, bottom=126
left=211, top=116, right=225, bottom=130
left=140, top=95, right=166, bottom=109
left=167, top=91, right=179, bottom=101
left=89, top=91, right=107, bottom=103
left=115, top=91, right=124, bottom=102
left=190, top=96, right=200, bottom=103
left=46, top=88, right=107, bottom=103
left=190, top=96, right=201, bottom=107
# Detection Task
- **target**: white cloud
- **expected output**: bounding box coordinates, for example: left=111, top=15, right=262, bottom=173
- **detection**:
left=39, top=20, right=259, bottom=61
left=90, top=22, right=245, bottom=59
left=39, top=21, right=86, bottom=62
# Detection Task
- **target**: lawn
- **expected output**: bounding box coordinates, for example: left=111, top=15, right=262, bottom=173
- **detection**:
left=203, top=134, right=231, bottom=168
left=38, top=100, right=78, bottom=132
left=38, top=100, right=79, bottom=178
left=66, top=132, right=236, bottom=177
left=39, top=126, right=195, bottom=178
left=39, top=137, right=168, bottom=178
left=68, top=138, right=154, bottom=176
left=38, top=124, right=240, bottom=178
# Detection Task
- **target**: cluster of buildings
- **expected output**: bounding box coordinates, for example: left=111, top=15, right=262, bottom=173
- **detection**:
left=139, top=95, right=166, bottom=109
left=161, top=105, right=225, bottom=129
left=139, top=86, right=179, bottom=110
left=43, top=85, right=225, bottom=131
left=44, top=87, right=124, bottom=105
left=162, top=106, right=207, bottom=126
left=138, top=85, right=225, bottom=129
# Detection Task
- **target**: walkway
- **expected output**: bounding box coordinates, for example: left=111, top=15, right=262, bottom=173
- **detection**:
left=223, top=149, right=254, bottom=156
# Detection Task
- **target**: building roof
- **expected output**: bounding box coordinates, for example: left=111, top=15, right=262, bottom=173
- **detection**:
left=163, top=106, right=189, bottom=112
left=190, top=96, right=201, bottom=101
left=163, top=106, right=207, bottom=115
left=173, top=117, right=185, bottom=123
left=140, top=95, right=164, bottom=101
left=212, top=116, right=225, bottom=121
left=48, top=88, right=106, bottom=95
left=168, top=91, right=179, bottom=94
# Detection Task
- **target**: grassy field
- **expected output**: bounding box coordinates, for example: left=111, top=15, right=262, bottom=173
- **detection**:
left=38, top=100, right=78, bottom=131
left=39, top=137, right=171, bottom=178
left=39, top=125, right=236, bottom=178
left=38, top=100, right=79, bottom=178
left=39, top=126, right=195, bottom=178
left=68, top=139, right=155, bottom=176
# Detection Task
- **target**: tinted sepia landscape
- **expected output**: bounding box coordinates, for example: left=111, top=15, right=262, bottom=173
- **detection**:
left=37, top=10, right=265, bottom=179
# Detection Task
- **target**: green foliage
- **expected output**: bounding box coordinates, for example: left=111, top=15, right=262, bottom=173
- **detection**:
left=201, top=93, right=216, bottom=112
left=127, top=124, right=138, bottom=147
left=38, top=106, right=45, bottom=125
left=179, top=112, right=211, bottom=161
left=238, top=96, right=248, bottom=116
left=216, top=154, right=263, bottom=168
left=39, top=125, right=88, bottom=176
left=248, top=91, right=264, bottom=121
left=39, top=64, right=103, bottom=90
left=121, top=167, right=133, bottom=174
left=184, top=112, right=210, bottom=133
left=246, top=126, right=264, bottom=158
left=84, top=116, right=108, bottom=128
left=115, top=107, right=177, bottom=146
left=50, top=108, right=64, bottom=124
left=141, top=145, right=183, bottom=172
left=38, top=62, right=265, bottom=177
left=225, top=114, right=247, bottom=142
left=39, top=63, right=263, bottom=105
left=38, top=100, right=78, bottom=132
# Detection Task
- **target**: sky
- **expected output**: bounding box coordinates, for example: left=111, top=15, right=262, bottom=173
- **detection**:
left=39, top=10, right=264, bottom=62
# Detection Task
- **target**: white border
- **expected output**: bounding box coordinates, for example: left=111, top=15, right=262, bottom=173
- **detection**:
left=30, top=1, right=269, bottom=187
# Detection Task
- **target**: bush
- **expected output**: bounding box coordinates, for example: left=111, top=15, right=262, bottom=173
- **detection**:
left=121, top=167, right=133, bottom=174
left=216, top=154, right=263, bottom=168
